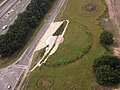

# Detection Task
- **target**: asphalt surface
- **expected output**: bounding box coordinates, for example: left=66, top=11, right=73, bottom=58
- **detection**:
left=18, top=0, right=65, bottom=65
left=0, top=66, right=23, bottom=90
left=0, top=0, right=65, bottom=90
left=0, top=0, right=31, bottom=34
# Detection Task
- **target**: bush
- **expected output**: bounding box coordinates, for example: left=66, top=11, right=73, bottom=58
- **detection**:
left=93, top=55, right=120, bottom=86
left=96, top=65, right=120, bottom=86
left=100, top=31, right=113, bottom=45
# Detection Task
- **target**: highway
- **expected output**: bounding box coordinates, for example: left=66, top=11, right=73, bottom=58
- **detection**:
left=0, top=0, right=65, bottom=90
left=0, top=0, right=17, bottom=18
left=0, top=0, right=31, bottom=34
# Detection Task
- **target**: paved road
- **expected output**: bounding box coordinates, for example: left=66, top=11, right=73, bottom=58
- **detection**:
left=0, top=0, right=17, bottom=18
left=0, top=66, right=23, bottom=90
left=0, top=0, right=31, bottom=34
left=17, top=0, right=65, bottom=89
left=18, top=0, right=65, bottom=65
left=0, top=0, right=66, bottom=90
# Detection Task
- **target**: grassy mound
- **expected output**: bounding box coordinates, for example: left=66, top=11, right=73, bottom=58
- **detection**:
left=83, top=3, right=97, bottom=12
left=79, top=2, right=99, bottom=16
left=45, top=23, right=92, bottom=67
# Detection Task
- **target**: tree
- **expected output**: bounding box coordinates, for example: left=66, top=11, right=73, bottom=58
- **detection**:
left=96, top=65, right=120, bottom=86
left=93, top=55, right=120, bottom=72
left=0, top=0, right=54, bottom=57
left=100, top=31, right=113, bottom=45
left=93, top=55, right=120, bottom=86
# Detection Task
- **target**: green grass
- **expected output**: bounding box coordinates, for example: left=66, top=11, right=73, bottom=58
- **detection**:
left=23, top=0, right=108, bottom=90
left=46, top=24, right=92, bottom=67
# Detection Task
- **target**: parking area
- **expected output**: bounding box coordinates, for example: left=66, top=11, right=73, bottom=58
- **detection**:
left=0, top=67, right=23, bottom=90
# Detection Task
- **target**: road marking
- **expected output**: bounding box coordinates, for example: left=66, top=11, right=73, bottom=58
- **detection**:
left=5, top=82, right=8, bottom=88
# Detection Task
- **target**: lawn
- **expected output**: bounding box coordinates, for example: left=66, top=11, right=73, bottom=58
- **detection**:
left=23, top=0, right=108, bottom=90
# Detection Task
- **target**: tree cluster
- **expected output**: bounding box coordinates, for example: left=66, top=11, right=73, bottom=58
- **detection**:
left=0, top=0, right=54, bottom=57
left=93, top=55, right=120, bottom=86
left=100, top=31, right=113, bottom=45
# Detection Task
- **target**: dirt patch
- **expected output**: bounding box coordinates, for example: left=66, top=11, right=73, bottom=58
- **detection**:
left=113, top=47, right=120, bottom=56
left=83, top=3, right=97, bottom=12
left=37, top=76, right=54, bottom=90
left=81, top=2, right=98, bottom=15
left=65, top=80, right=79, bottom=90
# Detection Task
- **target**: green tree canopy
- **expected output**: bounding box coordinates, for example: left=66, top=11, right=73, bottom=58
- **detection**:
left=96, top=65, right=120, bottom=86
left=100, top=31, right=113, bottom=45
left=0, top=0, right=54, bottom=57
left=93, top=55, right=120, bottom=86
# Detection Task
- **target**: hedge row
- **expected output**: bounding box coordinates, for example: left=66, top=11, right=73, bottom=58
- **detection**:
left=0, top=0, right=54, bottom=57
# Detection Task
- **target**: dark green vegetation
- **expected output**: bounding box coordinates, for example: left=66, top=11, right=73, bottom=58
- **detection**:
left=31, top=47, right=46, bottom=69
left=37, top=76, right=54, bottom=90
left=22, top=0, right=109, bottom=90
left=100, top=31, right=113, bottom=45
left=53, top=20, right=67, bottom=36
left=0, top=0, right=54, bottom=57
left=93, top=55, right=120, bottom=86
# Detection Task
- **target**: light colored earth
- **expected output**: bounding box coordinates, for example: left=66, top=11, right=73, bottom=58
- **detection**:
left=35, top=21, right=63, bottom=51
left=113, top=47, right=120, bottom=56
left=30, top=20, right=69, bottom=71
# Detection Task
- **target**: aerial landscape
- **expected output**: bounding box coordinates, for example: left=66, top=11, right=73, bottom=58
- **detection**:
left=0, top=0, right=120, bottom=90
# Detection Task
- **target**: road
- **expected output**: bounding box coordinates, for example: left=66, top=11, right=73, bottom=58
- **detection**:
left=17, top=0, right=65, bottom=89
left=0, top=0, right=65, bottom=90
left=0, top=0, right=17, bottom=18
left=0, top=0, right=31, bottom=34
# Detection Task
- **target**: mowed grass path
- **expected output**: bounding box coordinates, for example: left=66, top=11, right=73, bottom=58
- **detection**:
left=25, top=0, right=107, bottom=90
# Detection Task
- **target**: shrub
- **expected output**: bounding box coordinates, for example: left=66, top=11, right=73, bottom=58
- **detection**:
left=100, top=31, right=113, bottom=45
left=93, top=55, right=120, bottom=86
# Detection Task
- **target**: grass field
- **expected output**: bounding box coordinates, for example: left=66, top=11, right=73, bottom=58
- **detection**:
left=22, top=0, right=108, bottom=90
left=46, top=24, right=92, bottom=67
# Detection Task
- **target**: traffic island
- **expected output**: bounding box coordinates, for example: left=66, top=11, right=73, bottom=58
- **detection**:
left=30, top=20, right=69, bottom=71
